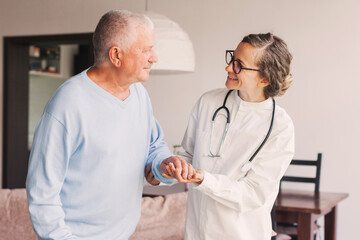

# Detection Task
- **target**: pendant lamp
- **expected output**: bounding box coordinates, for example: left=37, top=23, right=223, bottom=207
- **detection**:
left=144, top=11, right=195, bottom=73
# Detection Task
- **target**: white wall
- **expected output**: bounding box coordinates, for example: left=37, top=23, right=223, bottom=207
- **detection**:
left=1, top=0, right=359, bottom=238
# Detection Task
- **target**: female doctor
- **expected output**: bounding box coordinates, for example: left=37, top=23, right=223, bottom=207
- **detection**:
left=164, top=33, right=295, bottom=240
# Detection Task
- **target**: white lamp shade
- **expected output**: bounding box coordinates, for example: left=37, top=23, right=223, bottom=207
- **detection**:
left=145, top=12, right=195, bottom=73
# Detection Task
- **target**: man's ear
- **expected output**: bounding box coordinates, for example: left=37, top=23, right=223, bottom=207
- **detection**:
left=108, top=46, right=122, bottom=67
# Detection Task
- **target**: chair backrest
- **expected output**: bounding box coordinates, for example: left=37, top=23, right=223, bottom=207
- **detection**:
left=271, top=153, right=323, bottom=238
left=280, top=153, right=322, bottom=192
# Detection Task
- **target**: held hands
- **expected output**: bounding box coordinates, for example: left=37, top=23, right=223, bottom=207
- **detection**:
left=160, top=156, right=204, bottom=183
left=144, top=156, right=204, bottom=185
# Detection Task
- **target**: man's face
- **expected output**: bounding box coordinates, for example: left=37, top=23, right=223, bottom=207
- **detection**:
left=120, top=26, right=158, bottom=83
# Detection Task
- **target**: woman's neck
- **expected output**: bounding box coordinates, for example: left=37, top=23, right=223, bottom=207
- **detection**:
left=237, top=90, right=267, bottom=102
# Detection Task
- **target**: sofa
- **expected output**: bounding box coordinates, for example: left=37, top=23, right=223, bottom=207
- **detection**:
left=0, top=188, right=187, bottom=240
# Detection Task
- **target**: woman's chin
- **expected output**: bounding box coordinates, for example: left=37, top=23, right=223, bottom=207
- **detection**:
left=225, top=79, right=238, bottom=89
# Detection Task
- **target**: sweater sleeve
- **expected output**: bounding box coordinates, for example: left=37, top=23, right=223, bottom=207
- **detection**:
left=194, top=120, right=295, bottom=212
left=26, top=111, right=77, bottom=240
left=147, top=117, right=176, bottom=184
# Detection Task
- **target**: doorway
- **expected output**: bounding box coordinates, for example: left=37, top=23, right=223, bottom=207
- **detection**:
left=3, top=33, right=94, bottom=188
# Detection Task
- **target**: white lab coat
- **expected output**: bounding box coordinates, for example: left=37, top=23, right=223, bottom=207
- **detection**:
left=181, top=89, right=295, bottom=240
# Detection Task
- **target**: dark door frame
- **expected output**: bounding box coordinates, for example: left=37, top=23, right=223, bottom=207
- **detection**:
left=3, top=33, right=93, bottom=188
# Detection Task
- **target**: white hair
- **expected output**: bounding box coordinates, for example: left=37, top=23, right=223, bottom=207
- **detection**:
left=92, top=10, right=154, bottom=64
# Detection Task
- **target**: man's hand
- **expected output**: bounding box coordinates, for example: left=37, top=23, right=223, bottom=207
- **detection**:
left=159, top=156, right=194, bottom=181
left=145, top=163, right=160, bottom=186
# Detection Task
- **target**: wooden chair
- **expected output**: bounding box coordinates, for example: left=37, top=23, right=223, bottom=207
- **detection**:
left=272, top=153, right=322, bottom=240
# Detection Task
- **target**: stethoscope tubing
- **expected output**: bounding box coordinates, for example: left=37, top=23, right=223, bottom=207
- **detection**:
left=248, top=98, right=275, bottom=162
left=208, top=90, right=233, bottom=157
left=208, top=90, right=275, bottom=164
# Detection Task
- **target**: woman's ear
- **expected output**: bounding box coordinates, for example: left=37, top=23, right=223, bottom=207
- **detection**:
left=108, top=46, right=122, bottom=67
left=258, top=78, right=270, bottom=87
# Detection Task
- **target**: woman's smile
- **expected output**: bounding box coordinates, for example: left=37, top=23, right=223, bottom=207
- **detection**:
left=227, top=75, right=238, bottom=81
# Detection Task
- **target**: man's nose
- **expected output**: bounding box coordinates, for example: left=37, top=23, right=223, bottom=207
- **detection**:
left=149, top=49, right=158, bottom=63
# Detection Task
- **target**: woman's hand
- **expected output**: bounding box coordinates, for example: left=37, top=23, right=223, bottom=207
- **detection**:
left=160, top=156, right=195, bottom=180
left=164, top=162, right=204, bottom=184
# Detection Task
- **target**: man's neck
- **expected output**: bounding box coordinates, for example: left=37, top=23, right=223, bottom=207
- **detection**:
left=87, top=64, right=132, bottom=101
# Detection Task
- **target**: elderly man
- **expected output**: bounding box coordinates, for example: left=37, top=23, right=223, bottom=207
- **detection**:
left=26, top=10, right=192, bottom=240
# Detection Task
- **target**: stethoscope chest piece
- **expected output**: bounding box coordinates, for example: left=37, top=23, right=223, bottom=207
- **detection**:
left=241, top=162, right=252, bottom=172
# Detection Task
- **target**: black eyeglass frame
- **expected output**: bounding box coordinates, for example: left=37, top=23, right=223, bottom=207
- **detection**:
left=226, top=50, right=261, bottom=74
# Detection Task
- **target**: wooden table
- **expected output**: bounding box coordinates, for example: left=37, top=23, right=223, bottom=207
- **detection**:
left=275, top=190, right=348, bottom=240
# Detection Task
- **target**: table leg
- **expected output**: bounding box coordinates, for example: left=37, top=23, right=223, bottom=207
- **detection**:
left=325, top=206, right=336, bottom=240
left=298, top=213, right=314, bottom=240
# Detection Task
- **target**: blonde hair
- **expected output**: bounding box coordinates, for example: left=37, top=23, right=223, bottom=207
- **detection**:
left=241, top=33, right=293, bottom=98
left=92, top=10, right=154, bottom=65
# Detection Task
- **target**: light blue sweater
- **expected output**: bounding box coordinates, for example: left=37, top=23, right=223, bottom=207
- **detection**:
left=26, top=70, right=174, bottom=240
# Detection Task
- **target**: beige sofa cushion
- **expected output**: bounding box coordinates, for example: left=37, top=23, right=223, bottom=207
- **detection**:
left=130, top=192, right=187, bottom=240
left=0, top=189, right=37, bottom=240
left=0, top=189, right=187, bottom=240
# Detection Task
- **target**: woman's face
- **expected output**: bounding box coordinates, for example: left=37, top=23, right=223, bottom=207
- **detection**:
left=225, top=42, right=268, bottom=101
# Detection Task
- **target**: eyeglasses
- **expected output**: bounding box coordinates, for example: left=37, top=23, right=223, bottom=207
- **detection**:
left=226, top=50, right=261, bottom=74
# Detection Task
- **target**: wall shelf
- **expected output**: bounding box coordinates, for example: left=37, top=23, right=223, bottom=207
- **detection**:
left=29, top=45, right=79, bottom=79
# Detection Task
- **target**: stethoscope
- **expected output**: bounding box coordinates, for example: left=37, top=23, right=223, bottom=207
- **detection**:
left=208, top=90, right=276, bottom=171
